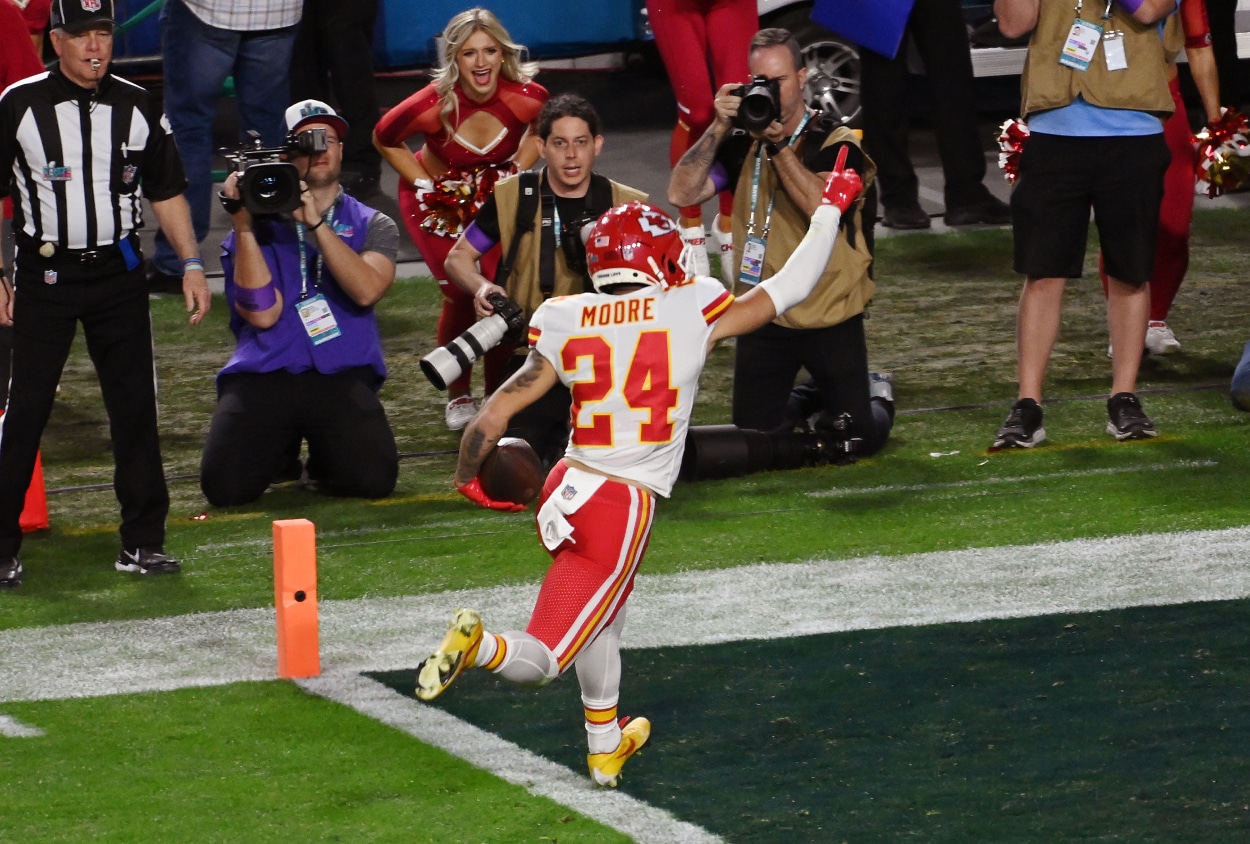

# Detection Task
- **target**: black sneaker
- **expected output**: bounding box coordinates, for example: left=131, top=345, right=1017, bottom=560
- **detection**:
left=0, top=556, right=21, bottom=588
left=993, top=398, right=1046, bottom=448
left=944, top=195, right=1011, bottom=226
left=1106, top=392, right=1158, bottom=440
left=881, top=201, right=931, bottom=230
left=115, top=547, right=181, bottom=575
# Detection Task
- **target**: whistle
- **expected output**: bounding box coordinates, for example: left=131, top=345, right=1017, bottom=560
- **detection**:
left=90, top=59, right=101, bottom=70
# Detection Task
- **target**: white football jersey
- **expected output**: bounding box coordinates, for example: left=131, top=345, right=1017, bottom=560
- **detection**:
left=528, top=276, right=734, bottom=497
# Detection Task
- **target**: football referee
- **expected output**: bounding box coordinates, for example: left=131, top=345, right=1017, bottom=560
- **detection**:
left=0, top=0, right=211, bottom=589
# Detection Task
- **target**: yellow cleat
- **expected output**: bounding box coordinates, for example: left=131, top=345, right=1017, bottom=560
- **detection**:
left=587, top=716, right=651, bottom=787
left=415, top=608, right=483, bottom=701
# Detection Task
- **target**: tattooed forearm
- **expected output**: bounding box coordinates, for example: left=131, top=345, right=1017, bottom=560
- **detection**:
left=455, top=426, right=496, bottom=485
left=669, top=124, right=726, bottom=207
left=676, top=128, right=721, bottom=171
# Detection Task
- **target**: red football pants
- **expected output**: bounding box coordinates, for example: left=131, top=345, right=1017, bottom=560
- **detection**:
left=526, top=460, right=656, bottom=673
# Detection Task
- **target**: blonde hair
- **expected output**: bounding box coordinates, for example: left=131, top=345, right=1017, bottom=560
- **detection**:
left=433, top=8, right=539, bottom=136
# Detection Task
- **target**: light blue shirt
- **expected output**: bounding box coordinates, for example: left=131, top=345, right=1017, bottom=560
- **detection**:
left=1030, top=6, right=1179, bottom=138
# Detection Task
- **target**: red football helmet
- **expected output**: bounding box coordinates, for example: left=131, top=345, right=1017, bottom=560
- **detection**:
left=585, top=201, right=689, bottom=292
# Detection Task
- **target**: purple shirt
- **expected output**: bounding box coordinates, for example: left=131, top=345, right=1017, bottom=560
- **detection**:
left=219, top=193, right=389, bottom=389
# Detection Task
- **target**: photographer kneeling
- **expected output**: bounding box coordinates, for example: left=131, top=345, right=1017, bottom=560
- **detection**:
left=200, top=100, right=401, bottom=506
left=443, top=94, right=646, bottom=466
left=668, top=28, right=893, bottom=461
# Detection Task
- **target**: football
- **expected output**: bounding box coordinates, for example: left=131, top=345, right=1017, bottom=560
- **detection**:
left=479, top=437, right=544, bottom=505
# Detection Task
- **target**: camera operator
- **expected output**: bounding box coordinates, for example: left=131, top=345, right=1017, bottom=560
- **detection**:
left=667, top=27, right=893, bottom=459
left=443, top=93, right=646, bottom=465
left=0, top=0, right=211, bottom=587
left=200, top=100, right=400, bottom=507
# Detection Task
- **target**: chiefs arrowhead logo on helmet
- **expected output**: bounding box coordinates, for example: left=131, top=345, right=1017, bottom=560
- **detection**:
left=586, top=201, right=690, bottom=292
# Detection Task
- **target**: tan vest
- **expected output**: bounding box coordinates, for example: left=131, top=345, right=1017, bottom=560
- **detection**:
left=493, top=170, right=647, bottom=319
left=1021, top=1, right=1180, bottom=118
left=731, top=125, right=876, bottom=331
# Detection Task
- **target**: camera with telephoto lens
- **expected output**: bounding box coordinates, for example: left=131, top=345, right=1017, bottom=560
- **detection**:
left=679, top=424, right=844, bottom=482
left=420, top=292, right=526, bottom=391
left=226, top=128, right=328, bottom=216
left=733, top=75, right=782, bottom=133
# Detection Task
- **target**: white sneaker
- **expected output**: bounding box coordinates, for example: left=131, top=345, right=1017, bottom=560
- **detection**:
left=444, top=395, right=477, bottom=431
left=679, top=225, right=711, bottom=278
left=710, top=214, right=735, bottom=286
left=1144, top=320, right=1182, bottom=355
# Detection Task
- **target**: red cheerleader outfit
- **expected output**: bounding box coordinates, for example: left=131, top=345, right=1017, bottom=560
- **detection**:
left=1101, top=0, right=1213, bottom=323
left=375, top=78, right=548, bottom=393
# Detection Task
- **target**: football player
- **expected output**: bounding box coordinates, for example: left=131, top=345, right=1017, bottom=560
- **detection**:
left=414, top=153, right=863, bottom=787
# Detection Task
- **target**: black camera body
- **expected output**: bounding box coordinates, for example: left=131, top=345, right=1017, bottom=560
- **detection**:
left=420, top=292, right=527, bottom=391
left=227, top=128, right=328, bottom=217
left=733, top=76, right=782, bottom=133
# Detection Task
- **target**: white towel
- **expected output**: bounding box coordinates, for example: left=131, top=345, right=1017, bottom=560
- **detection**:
left=536, top=467, right=608, bottom=551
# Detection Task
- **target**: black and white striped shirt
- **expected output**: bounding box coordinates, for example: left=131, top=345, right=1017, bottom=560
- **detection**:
left=0, top=67, right=186, bottom=251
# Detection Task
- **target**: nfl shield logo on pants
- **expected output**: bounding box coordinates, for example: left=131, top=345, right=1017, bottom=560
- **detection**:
left=82, top=0, right=102, bottom=11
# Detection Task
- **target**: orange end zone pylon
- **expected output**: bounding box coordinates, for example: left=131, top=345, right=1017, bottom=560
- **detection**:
left=19, top=451, right=49, bottom=533
left=273, top=518, right=320, bottom=678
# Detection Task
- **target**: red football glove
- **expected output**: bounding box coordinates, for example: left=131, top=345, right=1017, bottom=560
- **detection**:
left=821, top=145, right=863, bottom=214
left=457, top=477, right=526, bottom=513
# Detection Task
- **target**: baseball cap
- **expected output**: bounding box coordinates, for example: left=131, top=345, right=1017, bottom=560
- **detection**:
left=285, top=100, right=349, bottom=139
left=50, top=0, right=116, bottom=34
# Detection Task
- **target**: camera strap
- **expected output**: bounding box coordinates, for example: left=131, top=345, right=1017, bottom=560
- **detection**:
left=495, top=171, right=541, bottom=291
left=539, top=171, right=615, bottom=295
left=539, top=176, right=558, bottom=296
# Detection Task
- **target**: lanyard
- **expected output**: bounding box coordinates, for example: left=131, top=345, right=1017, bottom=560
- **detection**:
left=745, top=109, right=813, bottom=239
left=1074, top=0, right=1115, bottom=20
left=295, top=201, right=336, bottom=300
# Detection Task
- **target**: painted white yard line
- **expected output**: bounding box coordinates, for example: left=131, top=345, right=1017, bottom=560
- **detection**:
left=0, top=714, right=44, bottom=737
left=3, top=525, right=1249, bottom=704
left=298, top=671, right=723, bottom=844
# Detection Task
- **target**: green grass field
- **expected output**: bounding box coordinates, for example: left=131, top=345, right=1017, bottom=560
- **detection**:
left=2, top=212, right=1249, bottom=842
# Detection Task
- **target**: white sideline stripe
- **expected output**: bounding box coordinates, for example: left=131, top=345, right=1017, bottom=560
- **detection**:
left=298, top=671, right=722, bottom=844
left=4, top=526, right=1250, bottom=704
left=0, top=714, right=44, bottom=737
left=806, top=460, right=1217, bottom=498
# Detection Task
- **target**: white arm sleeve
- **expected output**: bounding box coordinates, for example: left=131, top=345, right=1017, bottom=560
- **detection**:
left=758, top=204, right=842, bottom=315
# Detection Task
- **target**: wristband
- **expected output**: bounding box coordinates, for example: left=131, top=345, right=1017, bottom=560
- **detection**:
left=764, top=141, right=785, bottom=157
left=307, top=219, right=325, bottom=232
left=182, top=258, right=204, bottom=273
left=233, top=281, right=278, bottom=312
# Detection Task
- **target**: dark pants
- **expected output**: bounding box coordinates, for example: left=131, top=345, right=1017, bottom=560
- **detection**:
left=499, top=353, right=572, bottom=469
left=291, top=0, right=382, bottom=180
left=860, top=0, right=992, bottom=210
left=731, top=314, right=891, bottom=456
left=0, top=261, right=168, bottom=557
left=200, top=367, right=398, bottom=506
left=1206, top=0, right=1245, bottom=108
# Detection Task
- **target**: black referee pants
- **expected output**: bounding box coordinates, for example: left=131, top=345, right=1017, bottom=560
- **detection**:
left=0, top=265, right=169, bottom=558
